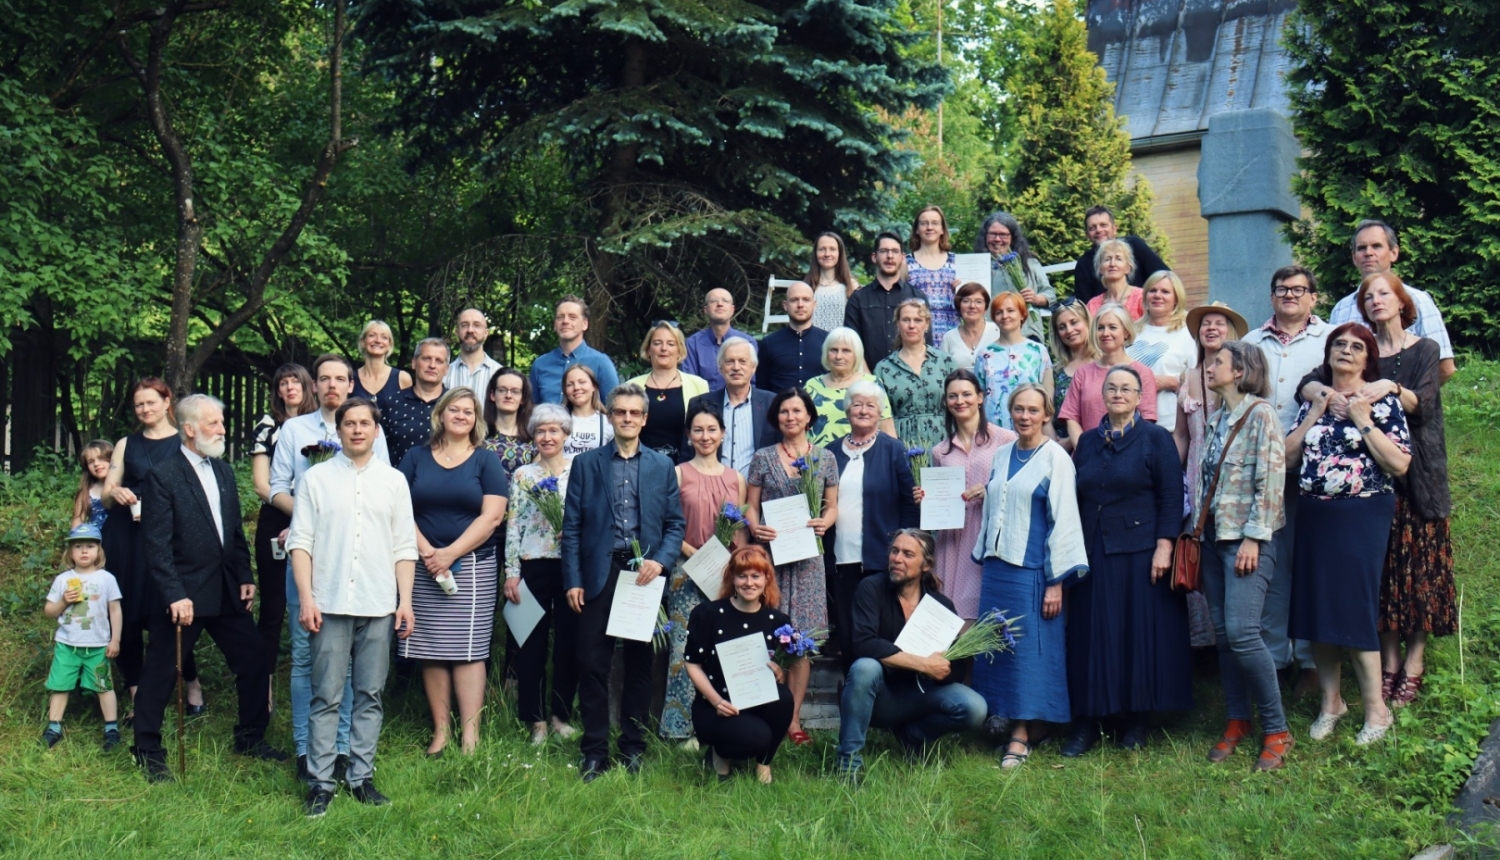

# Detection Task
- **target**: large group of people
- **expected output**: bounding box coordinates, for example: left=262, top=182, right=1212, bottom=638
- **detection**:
left=44, top=210, right=1458, bottom=810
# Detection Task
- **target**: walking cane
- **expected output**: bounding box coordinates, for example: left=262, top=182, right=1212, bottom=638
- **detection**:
left=175, top=623, right=186, bottom=780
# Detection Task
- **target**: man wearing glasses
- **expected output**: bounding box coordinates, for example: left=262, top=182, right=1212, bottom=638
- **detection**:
left=444, top=308, right=503, bottom=400
left=681, top=288, right=757, bottom=389
left=1070, top=206, right=1167, bottom=304
left=562, top=383, right=685, bottom=782
left=1243, top=264, right=1330, bottom=692
left=844, top=231, right=925, bottom=366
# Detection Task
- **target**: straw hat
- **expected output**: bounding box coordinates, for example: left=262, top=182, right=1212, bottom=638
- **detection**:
left=1186, top=302, right=1249, bottom=341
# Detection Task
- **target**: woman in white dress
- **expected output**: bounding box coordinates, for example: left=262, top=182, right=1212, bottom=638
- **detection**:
left=804, top=232, right=860, bottom=333
left=1128, top=271, right=1198, bottom=431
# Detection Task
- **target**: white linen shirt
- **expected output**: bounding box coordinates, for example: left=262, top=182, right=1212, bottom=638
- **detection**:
left=285, top=453, right=417, bottom=617
left=1328, top=282, right=1454, bottom=360
left=971, top=440, right=1089, bottom=583
left=444, top=353, right=503, bottom=401
left=1241, top=318, right=1332, bottom=432
left=269, top=409, right=389, bottom=502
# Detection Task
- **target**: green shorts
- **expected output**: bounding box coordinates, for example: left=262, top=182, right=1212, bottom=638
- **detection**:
left=45, top=643, right=113, bottom=694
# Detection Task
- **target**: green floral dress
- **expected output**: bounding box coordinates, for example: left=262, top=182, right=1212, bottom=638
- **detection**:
left=874, top=347, right=956, bottom=448
left=803, top=373, right=892, bottom=448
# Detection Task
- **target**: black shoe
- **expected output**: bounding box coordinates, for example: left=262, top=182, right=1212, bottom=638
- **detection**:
left=1118, top=719, right=1150, bottom=751
left=42, top=726, right=62, bottom=748
left=103, top=728, right=121, bottom=752
left=580, top=758, right=608, bottom=783
left=184, top=703, right=207, bottom=718
left=1061, top=723, right=1100, bottom=758
left=348, top=781, right=390, bottom=807
left=304, top=787, right=334, bottom=818
left=334, top=753, right=351, bottom=785
left=622, top=753, right=644, bottom=775
left=133, top=746, right=175, bottom=784
left=234, top=740, right=290, bottom=762
left=296, top=754, right=310, bottom=784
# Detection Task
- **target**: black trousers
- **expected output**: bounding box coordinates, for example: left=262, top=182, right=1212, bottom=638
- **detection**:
left=692, top=685, right=794, bottom=765
left=513, top=558, right=579, bottom=724
left=120, top=620, right=198, bottom=691
left=577, top=555, right=655, bottom=762
left=834, top=563, right=883, bottom=668
left=253, top=504, right=291, bottom=676
left=132, top=603, right=268, bottom=754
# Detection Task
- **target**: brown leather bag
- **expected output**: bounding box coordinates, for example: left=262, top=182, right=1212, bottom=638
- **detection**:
left=1173, top=404, right=1257, bottom=592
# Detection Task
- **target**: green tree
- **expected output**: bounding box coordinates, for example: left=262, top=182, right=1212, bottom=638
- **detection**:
left=358, top=0, right=949, bottom=350
left=1284, top=0, right=1500, bottom=352
left=957, top=0, right=1165, bottom=275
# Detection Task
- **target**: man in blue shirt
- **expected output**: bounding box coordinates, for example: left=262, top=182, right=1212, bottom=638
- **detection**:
left=681, top=288, right=757, bottom=389
left=529, top=295, right=620, bottom=404
left=757, top=282, right=827, bottom=393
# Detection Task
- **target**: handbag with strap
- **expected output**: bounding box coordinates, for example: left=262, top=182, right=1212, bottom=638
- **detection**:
left=1172, top=402, right=1258, bottom=592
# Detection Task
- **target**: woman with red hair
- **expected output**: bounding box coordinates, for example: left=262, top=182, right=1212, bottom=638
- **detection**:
left=975, top=291, right=1053, bottom=430
left=683, top=546, right=793, bottom=784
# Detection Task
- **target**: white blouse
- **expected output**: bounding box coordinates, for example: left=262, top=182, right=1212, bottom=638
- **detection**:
left=941, top=322, right=1001, bottom=371
left=1129, top=324, right=1198, bottom=432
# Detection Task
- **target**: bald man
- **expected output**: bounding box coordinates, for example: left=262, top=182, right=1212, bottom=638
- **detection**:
left=443, top=308, right=502, bottom=398
left=680, top=288, right=757, bottom=389
left=757, top=282, right=828, bottom=393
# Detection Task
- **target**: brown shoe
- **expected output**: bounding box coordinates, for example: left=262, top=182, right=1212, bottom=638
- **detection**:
left=1254, top=731, right=1294, bottom=771
left=1207, top=719, right=1253, bottom=763
left=1291, top=668, right=1320, bottom=699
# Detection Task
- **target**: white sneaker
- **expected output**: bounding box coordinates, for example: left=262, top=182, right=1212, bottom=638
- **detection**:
left=1308, top=703, right=1349, bottom=741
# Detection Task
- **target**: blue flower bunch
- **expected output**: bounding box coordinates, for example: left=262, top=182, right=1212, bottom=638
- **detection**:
left=713, top=502, right=747, bottom=548
left=770, top=623, right=826, bottom=668
left=301, top=440, right=342, bottom=465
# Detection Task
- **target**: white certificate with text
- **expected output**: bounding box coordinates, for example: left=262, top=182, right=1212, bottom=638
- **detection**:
left=682, top=536, right=732, bottom=599
left=953, top=253, right=991, bottom=289
left=605, top=570, right=667, bottom=642
left=718, top=633, right=779, bottom=709
left=501, top=579, right=546, bottom=648
left=762, top=495, right=819, bottom=566
left=893, top=594, right=965, bottom=658
left=919, top=466, right=966, bottom=531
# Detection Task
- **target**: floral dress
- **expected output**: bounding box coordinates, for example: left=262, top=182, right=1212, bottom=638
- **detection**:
left=747, top=446, right=839, bottom=631
left=803, top=373, right=892, bottom=448
left=874, top=347, right=957, bottom=447
left=1295, top=394, right=1410, bottom=497
left=483, top=432, right=537, bottom=479
left=974, top=339, right=1052, bottom=430
left=906, top=251, right=958, bottom=346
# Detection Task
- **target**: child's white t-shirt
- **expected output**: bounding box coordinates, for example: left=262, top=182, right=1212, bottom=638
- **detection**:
left=46, top=568, right=121, bottom=647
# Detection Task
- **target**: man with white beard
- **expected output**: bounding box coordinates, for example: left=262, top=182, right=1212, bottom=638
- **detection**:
left=133, top=394, right=285, bottom=782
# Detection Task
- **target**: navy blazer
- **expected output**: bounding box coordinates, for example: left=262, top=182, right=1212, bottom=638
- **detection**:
left=1073, top=419, right=1184, bottom=556
left=141, top=450, right=255, bottom=618
left=829, top=432, right=920, bottom=571
left=561, top=442, right=687, bottom=600
left=680, top=388, right=783, bottom=464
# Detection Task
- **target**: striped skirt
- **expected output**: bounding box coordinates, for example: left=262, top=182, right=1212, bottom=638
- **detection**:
left=399, top=547, right=498, bottom=662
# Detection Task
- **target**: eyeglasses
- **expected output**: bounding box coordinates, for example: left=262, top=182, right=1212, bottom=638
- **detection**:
left=985, top=229, right=1012, bottom=239
left=611, top=408, right=645, bottom=419
left=1104, top=386, right=1140, bottom=396
left=652, top=319, right=681, bottom=329
left=1050, top=296, right=1082, bottom=312
left=493, top=388, right=522, bottom=397
left=1331, top=339, right=1367, bottom=353
left=875, top=248, right=904, bottom=257
left=1271, top=286, right=1312, bottom=298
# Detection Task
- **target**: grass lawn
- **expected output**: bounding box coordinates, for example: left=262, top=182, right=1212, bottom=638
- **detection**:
left=1, top=363, right=1497, bottom=860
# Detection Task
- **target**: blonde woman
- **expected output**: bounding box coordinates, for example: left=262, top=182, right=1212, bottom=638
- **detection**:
left=874, top=299, right=956, bottom=445
left=1049, top=299, right=1097, bottom=448
left=352, top=320, right=413, bottom=403
left=626, top=321, right=710, bottom=459
left=1058, top=303, right=1158, bottom=449
left=803, top=327, right=895, bottom=446
left=1128, top=271, right=1197, bottom=430
left=561, top=364, right=614, bottom=455
left=1085, top=240, right=1143, bottom=321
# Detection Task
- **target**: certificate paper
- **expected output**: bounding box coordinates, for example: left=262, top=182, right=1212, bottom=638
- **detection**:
left=501, top=579, right=546, bottom=648
left=953, top=253, right=991, bottom=289
left=919, top=466, right=966, bottom=531
left=605, top=570, right=667, bottom=642
left=682, top=536, right=732, bottom=600
left=717, top=633, right=780, bottom=709
left=762, top=495, right=819, bottom=566
left=893, top=594, right=965, bottom=658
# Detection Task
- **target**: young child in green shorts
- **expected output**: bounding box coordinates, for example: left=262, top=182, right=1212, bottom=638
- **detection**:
left=42, top=523, right=123, bottom=750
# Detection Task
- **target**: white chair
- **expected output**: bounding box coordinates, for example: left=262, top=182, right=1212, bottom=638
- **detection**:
left=760, top=276, right=802, bottom=332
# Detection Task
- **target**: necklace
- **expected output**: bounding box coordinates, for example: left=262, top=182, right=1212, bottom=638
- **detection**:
left=845, top=433, right=876, bottom=450
left=1014, top=442, right=1041, bottom=463
left=780, top=440, right=809, bottom=462
left=439, top=441, right=472, bottom=463
left=649, top=370, right=680, bottom=400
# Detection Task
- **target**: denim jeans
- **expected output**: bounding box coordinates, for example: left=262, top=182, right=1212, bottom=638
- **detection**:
left=1200, top=523, right=1288, bottom=734
left=836, top=657, right=987, bottom=770
left=308, top=614, right=392, bottom=792
left=286, top=563, right=352, bottom=756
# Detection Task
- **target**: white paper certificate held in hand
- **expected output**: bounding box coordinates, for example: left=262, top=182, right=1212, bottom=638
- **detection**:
left=605, top=570, right=668, bottom=642
left=501, top=578, right=547, bottom=648
left=682, top=536, right=732, bottom=599
left=953, top=253, right=992, bottom=290
left=717, top=632, right=780, bottom=709
left=919, top=466, right=966, bottom=531
left=761, top=495, right=819, bottom=566
left=893, top=594, right=966, bottom=658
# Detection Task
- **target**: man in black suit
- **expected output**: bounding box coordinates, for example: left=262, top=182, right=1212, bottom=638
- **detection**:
left=132, top=394, right=286, bottom=781
left=1071, top=206, right=1167, bottom=304
left=681, top=338, right=781, bottom=471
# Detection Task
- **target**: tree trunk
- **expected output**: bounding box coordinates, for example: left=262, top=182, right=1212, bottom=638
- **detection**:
left=588, top=39, right=650, bottom=354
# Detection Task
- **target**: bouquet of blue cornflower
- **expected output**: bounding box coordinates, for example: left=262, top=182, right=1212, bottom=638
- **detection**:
left=525, top=474, right=565, bottom=534
left=713, top=502, right=747, bottom=548
left=791, top=454, right=825, bottom=552
left=770, top=624, right=827, bottom=669
left=994, top=251, right=1028, bottom=295
left=906, top=444, right=931, bottom=483
left=944, top=608, right=1022, bottom=662
left=301, top=440, right=341, bottom=465
left=654, top=607, right=674, bottom=653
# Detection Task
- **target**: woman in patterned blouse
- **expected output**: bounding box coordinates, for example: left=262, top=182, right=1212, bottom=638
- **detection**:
left=482, top=367, right=537, bottom=478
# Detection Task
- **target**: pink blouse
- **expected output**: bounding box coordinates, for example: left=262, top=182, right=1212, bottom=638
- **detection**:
left=931, top=425, right=1017, bottom=618
left=1087, top=287, right=1145, bottom=321
left=1058, top=360, right=1158, bottom=431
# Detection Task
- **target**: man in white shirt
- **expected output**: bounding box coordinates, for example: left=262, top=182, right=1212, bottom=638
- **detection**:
left=269, top=353, right=389, bottom=780
left=288, top=398, right=417, bottom=817
left=444, top=308, right=503, bottom=397
left=1328, top=220, right=1456, bottom=383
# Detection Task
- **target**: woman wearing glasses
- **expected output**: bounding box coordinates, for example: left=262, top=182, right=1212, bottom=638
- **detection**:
left=482, top=368, right=538, bottom=478
left=1064, top=366, right=1189, bottom=756
left=1287, top=323, right=1411, bottom=745
left=627, top=321, right=710, bottom=460
left=906, top=206, right=962, bottom=345
left=974, top=212, right=1055, bottom=342
left=941, top=282, right=1001, bottom=371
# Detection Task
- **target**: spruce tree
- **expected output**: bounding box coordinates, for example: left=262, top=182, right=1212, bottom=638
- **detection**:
left=358, top=0, right=949, bottom=346
left=1285, top=0, right=1500, bottom=351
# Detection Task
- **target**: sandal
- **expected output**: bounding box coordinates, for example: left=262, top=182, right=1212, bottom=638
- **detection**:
left=1207, top=719, right=1253, bottom=763
left=786, top=729, right=811, bottom=746
left=1390, top=673, right=1423, bottom=707
left=1308, top=702, right=1348, bottom=741
left=1254, top=731, right=1294, bottom=772
left=999, top=737, right=1032, bottom=769
left=1380, top=670, right=1401, bottom=702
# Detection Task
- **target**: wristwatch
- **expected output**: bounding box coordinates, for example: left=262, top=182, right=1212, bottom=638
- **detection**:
left=1359, top=425, right=1373, bottom=435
